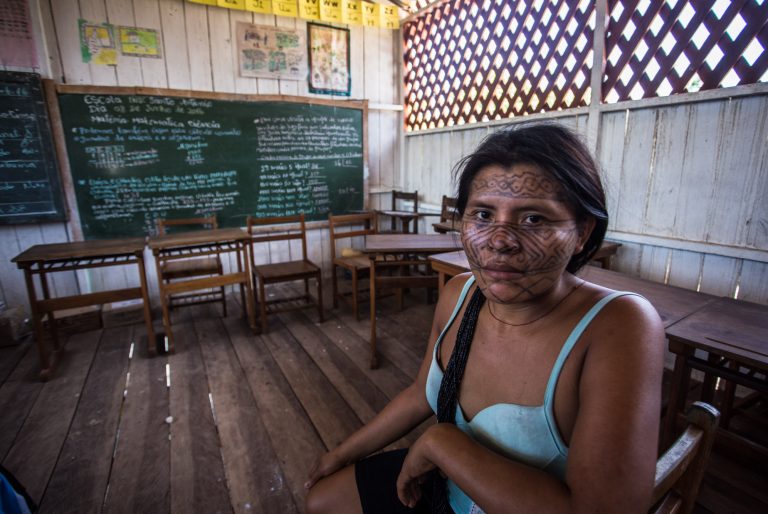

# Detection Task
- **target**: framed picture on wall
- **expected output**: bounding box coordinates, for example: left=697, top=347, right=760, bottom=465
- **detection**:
left=307, top=23, right=350, bottom=96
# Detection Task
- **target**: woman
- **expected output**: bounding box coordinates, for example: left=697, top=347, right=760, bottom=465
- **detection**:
left=305, top=123, right=664, bottom=513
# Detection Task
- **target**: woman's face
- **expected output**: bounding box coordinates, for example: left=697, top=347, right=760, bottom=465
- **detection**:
left=461, top=164, right=589, bottom=304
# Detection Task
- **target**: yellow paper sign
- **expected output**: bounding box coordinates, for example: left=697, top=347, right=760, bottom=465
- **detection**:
left=379, top=4, right=399, bottom=29
left=361, top=1, right=378, bottom=27
left=245, top=0, right=273, bottom=13
left=299, top=0, right=321, bottom=20
left=188, top=0, right=217, bottom=5
left=274, top=0, right=299, bottom=16
left=218, top=0, right=245, bottom=8
left=319, top=0, right=343, bottom=22
left=342, top=0, right=362, bottom=25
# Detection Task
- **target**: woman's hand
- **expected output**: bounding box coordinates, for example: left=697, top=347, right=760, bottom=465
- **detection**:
left=305, top=450, right=349, bottom=490
left=396, top=426, right=442, bottom=508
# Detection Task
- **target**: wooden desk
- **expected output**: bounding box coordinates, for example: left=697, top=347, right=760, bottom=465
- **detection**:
left=12, top=238, right=155, bottom=379
left=432, top=219, right=461, bottom=234
left=363, top=234, right=462, bottom=368
left=428, top=250, right=717, bottom=328
left=662, top=297, right=768, bottom=456
left=376, top=209, right=421, bottom=233
left=148, top=228, right=256, bottom=351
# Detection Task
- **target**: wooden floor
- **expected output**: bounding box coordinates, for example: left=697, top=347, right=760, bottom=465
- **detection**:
left=1, top=283, right=766, bottom=513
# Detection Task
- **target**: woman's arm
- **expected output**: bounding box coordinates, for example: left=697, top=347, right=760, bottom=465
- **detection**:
left=397, top=293, right=665, bottom=513
left=305, top=274, right=473, bottom=489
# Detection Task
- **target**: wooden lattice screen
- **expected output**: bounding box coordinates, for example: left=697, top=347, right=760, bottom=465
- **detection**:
left=605, top=0, right=768, bottom=102
left=403, top=0, right=768, bottom=132
left=403, top=0, right=596, bottom=131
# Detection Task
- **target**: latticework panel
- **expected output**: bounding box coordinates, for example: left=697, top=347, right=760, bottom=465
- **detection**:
left=604, top=0, right=768, bottom=102
left=403, top=0, right=596, bottom=131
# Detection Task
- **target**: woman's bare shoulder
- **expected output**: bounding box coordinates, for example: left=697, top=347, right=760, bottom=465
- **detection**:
left=432, top=272, right=475, bottom=329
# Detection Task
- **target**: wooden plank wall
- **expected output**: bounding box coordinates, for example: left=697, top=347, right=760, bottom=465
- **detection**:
left=0, top=0, right=402, bottom=313
left=402, top=93, right=768, bottom=305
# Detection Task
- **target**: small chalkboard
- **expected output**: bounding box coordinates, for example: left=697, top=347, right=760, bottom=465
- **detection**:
left=0, top=72, right=65, bottom=223
left=55, top=86, right=366, bottom=239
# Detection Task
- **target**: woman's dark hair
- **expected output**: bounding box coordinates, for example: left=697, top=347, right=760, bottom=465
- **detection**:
left=453, top=122, right=608, bottom=273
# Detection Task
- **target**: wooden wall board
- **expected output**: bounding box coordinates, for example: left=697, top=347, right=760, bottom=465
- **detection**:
left=225, top=314, right=322, bottom=508
left=260, top=317, right=362, bottom=449
left=0, top=342, right=44, bottom=460
left=698, top=253, right=741, bottom=298
left=598, top=110, right=627, bottom=227
left=159, top=0, right=190, bottom=90
left=2, top=329, right=101, bottom=502
left=183, top=0, right=214, bottom=92
left=738, top=259, right=768, bottom=305
left=167, top=323, right=231, bottom=514
left=39, top=326, right=134, bottom=513
left=103, top=332, right=170, bottom=513
left=105, top=0, right=140, bottom=87
left=665, top=248, right=704, bottom=291
left=195, top=317, right=296, bottom=513
left=134, top=0, right=167, bottom=89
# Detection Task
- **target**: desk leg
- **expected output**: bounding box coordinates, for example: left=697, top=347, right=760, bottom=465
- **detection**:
left=240, top=242, right=257, bottom=332
left=153, top=251, right=175, bottom=353
left=369, top=258, right=378, bottom=369
left=662, top=340, right=694, bottom=450
left=437, top=271, right=447, bottom=296
left=136, top=254, right=157, bottom=356
left=38, top=270, right=61, bottom=351
left=22, top=267, right=53, bottom=379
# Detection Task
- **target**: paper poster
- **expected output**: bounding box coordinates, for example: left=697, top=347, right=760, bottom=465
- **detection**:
left=236, top=22, right=307, bottom=80
left=218, top=0, right=246, bottom=8
left=245, top=0, right=273, bottom=14
left=379, top=4, right=399, bottom=29
left=299, top=0, right=321, bottom=20
left=118, top=26, right=161, bottom=58
left=342, top=0, right=362, bottom=26
left=0, top=0, right=37, bottom=68
left=308, top=23, right=350, bottom=96
left=273, top=0, right=299, bottom=17
left=320, top=0, right=344, bottom=23
left=361, top=1, right=378, bottom=28
left=79, top=20, right=117, bottom=65
left=188, top=0, right=217, bottom=5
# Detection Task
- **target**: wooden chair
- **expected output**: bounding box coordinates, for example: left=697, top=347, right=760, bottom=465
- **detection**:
left=329, top=212, right=377, bottom=320
left=433, top=195, right=460, bottom=233
left=383, top=190, right=419, bottom=233
left=156, top=215, right=227, bottom=317
left=650, top=401, right=720, bottom=514
left=247, top=214, right=323, bottom=333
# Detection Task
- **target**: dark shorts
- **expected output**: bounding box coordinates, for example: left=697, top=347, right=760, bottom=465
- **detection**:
left=355, top=449, right=435, bottom=514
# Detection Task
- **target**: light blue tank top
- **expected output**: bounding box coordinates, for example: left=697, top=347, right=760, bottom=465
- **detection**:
left=426, top=276, right=635, bottom=514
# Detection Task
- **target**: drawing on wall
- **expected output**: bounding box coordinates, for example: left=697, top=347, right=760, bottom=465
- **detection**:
left=236, top=22, right=306, bottom=80
left=308, top=23, right=350, bottom=96
left=118, top=26, right=161, bottom=58
left=79, top=20, right=116, bottom=65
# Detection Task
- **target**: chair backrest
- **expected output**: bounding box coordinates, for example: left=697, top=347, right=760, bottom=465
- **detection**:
left=440, top=195, right=459, bottom=223
left=156, top=215, right=217, bottom=235
left=649, top=401, right=720, bottom=514
left=247, top=214, right=308, bottom=262
left=392, top=190, right=419, bottom=213
left=328, top=212, right=376, bottom=259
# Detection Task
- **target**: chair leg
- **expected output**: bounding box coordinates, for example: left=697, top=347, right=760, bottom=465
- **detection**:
left=332, top=266, right=339, bottom=308
left=316, top=274, right=324, bottom=322
left=352, top=270, right=359, bottom=321
left=220, top=285, right=228, bottom=317
left=258, top=279, right=268, bottom=333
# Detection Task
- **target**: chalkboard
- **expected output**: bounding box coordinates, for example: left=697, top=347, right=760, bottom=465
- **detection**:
left=0, top=72, right=66, bottom=223
left=56, top=87, right=366, bottom=239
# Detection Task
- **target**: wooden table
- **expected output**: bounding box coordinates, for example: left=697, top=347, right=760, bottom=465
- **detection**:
left=363, top=234, right=463, bottom=368
left=148, top=227, right=256, bottom=351
left=12, top=238, right=156, bottom=379
left=376, top=209, right=421, bottom=233
left=428, top=250, right=717, bottom=328
left=432, top=219, right=461, bottom=234
left=662, top=297, right=768, bottom=457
